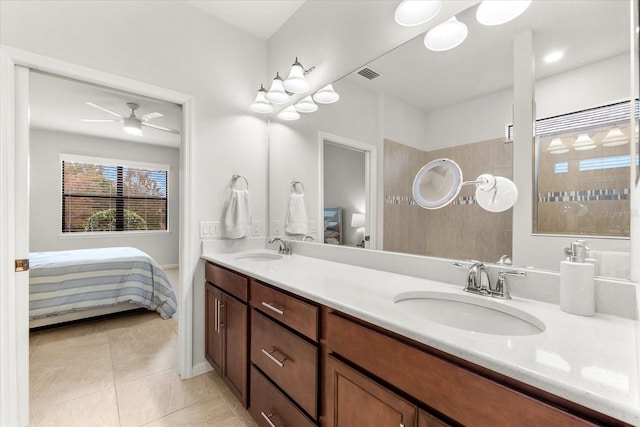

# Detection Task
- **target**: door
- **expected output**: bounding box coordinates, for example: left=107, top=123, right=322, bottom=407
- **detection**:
left=222, top=293, right=248, bottom=405
left=326, top=355, right=417, bottom=427
left=205, top=283, right=224, bottom=372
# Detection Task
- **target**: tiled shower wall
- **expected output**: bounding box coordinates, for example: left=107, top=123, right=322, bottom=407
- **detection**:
left=384, top=138, right=513, bottom=262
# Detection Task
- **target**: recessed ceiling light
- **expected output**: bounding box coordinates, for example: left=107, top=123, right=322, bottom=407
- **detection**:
left=424, top=16, right=468, bottom=52
left=476, top=0, right=531, bottom=26
left=394, top=0, right=443, bottom=27
left=544, top=51, right=564, bottom=63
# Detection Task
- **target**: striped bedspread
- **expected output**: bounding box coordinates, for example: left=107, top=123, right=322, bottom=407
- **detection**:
left=29, top=247, right=177, bottom=320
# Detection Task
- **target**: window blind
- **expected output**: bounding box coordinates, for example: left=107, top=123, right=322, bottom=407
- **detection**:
left=61, top=159, right=168, bottom=233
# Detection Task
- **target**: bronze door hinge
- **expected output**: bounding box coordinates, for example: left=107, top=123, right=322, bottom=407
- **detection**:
left=15, top=259, right=29, bottom=272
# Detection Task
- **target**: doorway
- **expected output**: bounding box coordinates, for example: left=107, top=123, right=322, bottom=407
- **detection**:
left=0, top=48, right=195, bottom=426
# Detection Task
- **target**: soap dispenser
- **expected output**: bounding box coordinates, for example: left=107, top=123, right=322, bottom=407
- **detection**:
left=560, top=240, right=595, bottom=316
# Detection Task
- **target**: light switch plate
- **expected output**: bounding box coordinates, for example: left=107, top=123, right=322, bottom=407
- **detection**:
left=199, top=221, right=221, bottom=238
left=252, top=220, right=261, bottom=236
left=272, top=220, right=282, bottom=236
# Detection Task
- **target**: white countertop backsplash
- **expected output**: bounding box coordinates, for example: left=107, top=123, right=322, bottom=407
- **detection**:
left=201, top=238, right=640, bottom=424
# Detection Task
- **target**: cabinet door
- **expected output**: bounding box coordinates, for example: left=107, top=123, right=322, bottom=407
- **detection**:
left=222, top=293, right=248, bottom=406
left=418, top=409, right=450, bottom=427
left=325, top=355, right=417, bottom=427
left=205, top=284, right=223, bottom=372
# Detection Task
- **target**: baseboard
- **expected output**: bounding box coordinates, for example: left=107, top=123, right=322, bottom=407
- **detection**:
left=191, top=361, right=213, bottom=377
left=161, top=263, right=179, bottom=269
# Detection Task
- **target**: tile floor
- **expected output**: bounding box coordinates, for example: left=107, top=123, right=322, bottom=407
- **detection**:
left=28, top=268, right=257, bottom=427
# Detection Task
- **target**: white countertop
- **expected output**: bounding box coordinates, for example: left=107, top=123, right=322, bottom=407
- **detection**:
left=202, top=249, right=640, bottom=425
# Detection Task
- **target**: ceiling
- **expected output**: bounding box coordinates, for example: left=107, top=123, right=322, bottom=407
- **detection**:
left=29, top=72, right=182, bottom=148
left=183, top=0, right=305, bottom=40
left=345, top=0, right=630, bottom=113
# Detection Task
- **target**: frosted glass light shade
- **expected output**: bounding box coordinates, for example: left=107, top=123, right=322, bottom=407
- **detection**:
left=602, top=127, right=628, bottom=147
left=123, top=117, right=142, bottom=136
left=476, top=0, right=531, bottom=26
left=313, top=84, right=340, bottom=104
left=547, top=137, right=569, bottom=154
left=424, top=17, right=468, bottom=52
left=394, top=0, right=443, bottom=27
left=350, top=213, right=365, bottom=228
left=294, top=96, right=318, bottom=113
left=277, top=105, right=300, bottom=121
left=250, top=85, right=274, bottom=114
left=573, top=133, right=596, bottom=150
left=283, top=59, right=310, bottom=93
left=265, top=73, right=289, bottom=104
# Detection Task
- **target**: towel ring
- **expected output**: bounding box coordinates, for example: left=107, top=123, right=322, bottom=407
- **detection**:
left=290, top=180, right=305, bottom=195
left=231, top=174, right=249, bottom=190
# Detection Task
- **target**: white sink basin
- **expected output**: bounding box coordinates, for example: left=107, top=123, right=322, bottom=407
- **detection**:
left=393, top=291, right=545, bottom=336
left=232, top=252, right=283, bottom=262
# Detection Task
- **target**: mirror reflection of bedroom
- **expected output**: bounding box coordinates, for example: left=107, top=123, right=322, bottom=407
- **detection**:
left=323, top=141, right=367, bottom=247
left=27, top=71, right=181, bottom=417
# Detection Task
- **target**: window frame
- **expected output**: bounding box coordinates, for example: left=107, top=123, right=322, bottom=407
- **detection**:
left=59, top=154, right=171, bottom=236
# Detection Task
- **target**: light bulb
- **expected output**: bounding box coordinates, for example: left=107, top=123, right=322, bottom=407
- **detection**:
left=265, top=73, right=289, bottom=104
left=547, top=137, right=569, bottom=154
left=394, top=0, right=443, bottom=27
left=476, top=0, right=531, bottom=26
left=294, top=96, right=318, bottom=113
left=312, top=84, right=340, bottom=104
left=424, top=16, right=468, bottom=52
left=602, top=127, right=628, bottom=147
left=283, top=58, right=310, bottom=93
left=277, top=105, right=300, bottom=121
left=249, top=85, right=273, bottom=114
left=123, top=117, right=142, bottom=136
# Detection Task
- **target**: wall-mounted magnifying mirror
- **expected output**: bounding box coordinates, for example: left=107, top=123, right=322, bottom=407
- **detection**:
left=413, top=159, right=518, bottom=211
left=412, top=158, right=463, bottom=209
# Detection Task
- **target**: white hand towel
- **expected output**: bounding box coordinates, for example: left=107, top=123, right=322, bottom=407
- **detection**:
left=285, top=193, right=309, bottom=235
left=224, top=189, right=252, bottom=239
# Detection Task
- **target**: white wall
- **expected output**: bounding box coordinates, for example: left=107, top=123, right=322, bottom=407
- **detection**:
left=1, top=0, right=268, bottom=370
left=29, top=129, right=179, bottom=266
left=323, top=143, right=366, bottom=246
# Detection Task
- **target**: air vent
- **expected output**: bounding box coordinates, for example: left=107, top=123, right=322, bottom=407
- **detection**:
left=357, top=68, right=380, bottom=80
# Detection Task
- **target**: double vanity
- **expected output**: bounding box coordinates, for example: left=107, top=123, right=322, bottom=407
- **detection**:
left=202, top=245, right=639, bottom=426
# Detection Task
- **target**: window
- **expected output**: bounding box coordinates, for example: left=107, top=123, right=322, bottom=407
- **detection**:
left=61, top=155, right=169, bottom=233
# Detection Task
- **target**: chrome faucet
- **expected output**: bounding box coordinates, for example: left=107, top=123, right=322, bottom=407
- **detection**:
left=465, top=262, right=491, bottom=295
left=268, top=237, right=291, bottom=255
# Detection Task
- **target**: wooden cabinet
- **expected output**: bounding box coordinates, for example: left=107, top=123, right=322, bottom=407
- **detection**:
left=325, top=355, right=417, bottom=427
left=249, top=280, right=319, bottom=424
left=205, top=262, right=249, bottom=407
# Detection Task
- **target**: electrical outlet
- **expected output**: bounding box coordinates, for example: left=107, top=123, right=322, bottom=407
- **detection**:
left=272, top=220, right=282, bottom=236
left=200, top=221, right=221, bottom=238
left=199, top=222, right=208, bottom=238
left=211, top=221, right=221, bottom=238
left=252, top=220, right=261, bottom=236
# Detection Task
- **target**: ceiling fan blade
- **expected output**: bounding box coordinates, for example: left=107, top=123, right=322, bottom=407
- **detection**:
left=84, top=102, right=123, bottom=118
left=142, top=112, right=164, bottom=121
left=82, top=119, right=121, bottom=123
left=142, top=122, right=180, bottom=135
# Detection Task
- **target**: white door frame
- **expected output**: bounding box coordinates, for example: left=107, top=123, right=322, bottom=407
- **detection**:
left=318, top=131, right=377, bottom=249
left=0, top=46, right=196, bottom=427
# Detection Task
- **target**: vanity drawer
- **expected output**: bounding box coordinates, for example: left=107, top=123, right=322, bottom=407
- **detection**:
left=251, top=309, right=318, bottom=418
left=205, top=262, right=248, bottom=302
left=251, top=280, right=318, bottom=341
left=250, top=365, right=315, bottom=427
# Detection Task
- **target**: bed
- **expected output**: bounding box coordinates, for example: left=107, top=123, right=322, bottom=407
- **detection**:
left=324, top=207, right=343, bottom=245
left=29, top=247, right=177, bottom=328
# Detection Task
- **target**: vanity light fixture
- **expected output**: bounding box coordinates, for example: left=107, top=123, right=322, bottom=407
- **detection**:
left=277, top=105, right=300, bottom=121
left=547, top=137, right=569, bottom=154
left=123, top=116, right=143, bottom=136
left=572, top=133, right=597, bottom=151
left=313, top=84, right=340, bottom=104
left=424, top=16, right=468, bottom=52
left=294, top=96, right=318, bottom=113
left=601, top=127, right=629, bottom=147
left=476, top=0, right=531, bottom=26
left=544, top=50, right=564, bottom=63
left=265, top=72, right=290, bottom=104
left=394, top=0, right=443, bottom=27
left=283, top=58, right=314, bottom=94
left=249, top=84, right=274, bottom=114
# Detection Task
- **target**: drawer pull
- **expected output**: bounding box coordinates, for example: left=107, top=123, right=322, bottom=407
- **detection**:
left=215, top=299, right=225, bottom=332
left=260, top=411, right=280, bottom=427
left=261, top=301, right=285, bottom=315
left=261, top=348, right=286, bottom=368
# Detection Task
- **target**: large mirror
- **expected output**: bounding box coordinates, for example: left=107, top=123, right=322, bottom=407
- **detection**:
left=268, top=0, right=634, bottom=278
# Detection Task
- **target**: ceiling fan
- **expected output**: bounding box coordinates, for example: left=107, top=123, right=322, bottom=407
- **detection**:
left=82, top=102, right=180, bottom=136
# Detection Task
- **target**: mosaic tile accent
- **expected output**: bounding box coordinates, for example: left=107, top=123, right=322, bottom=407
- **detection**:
left=538, top=188, right=630, bottom=203
left=385, top=195, right=478, bottom=206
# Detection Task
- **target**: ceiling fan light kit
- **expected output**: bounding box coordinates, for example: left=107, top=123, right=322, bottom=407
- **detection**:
left=83, top=101, right=179, bottom=136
